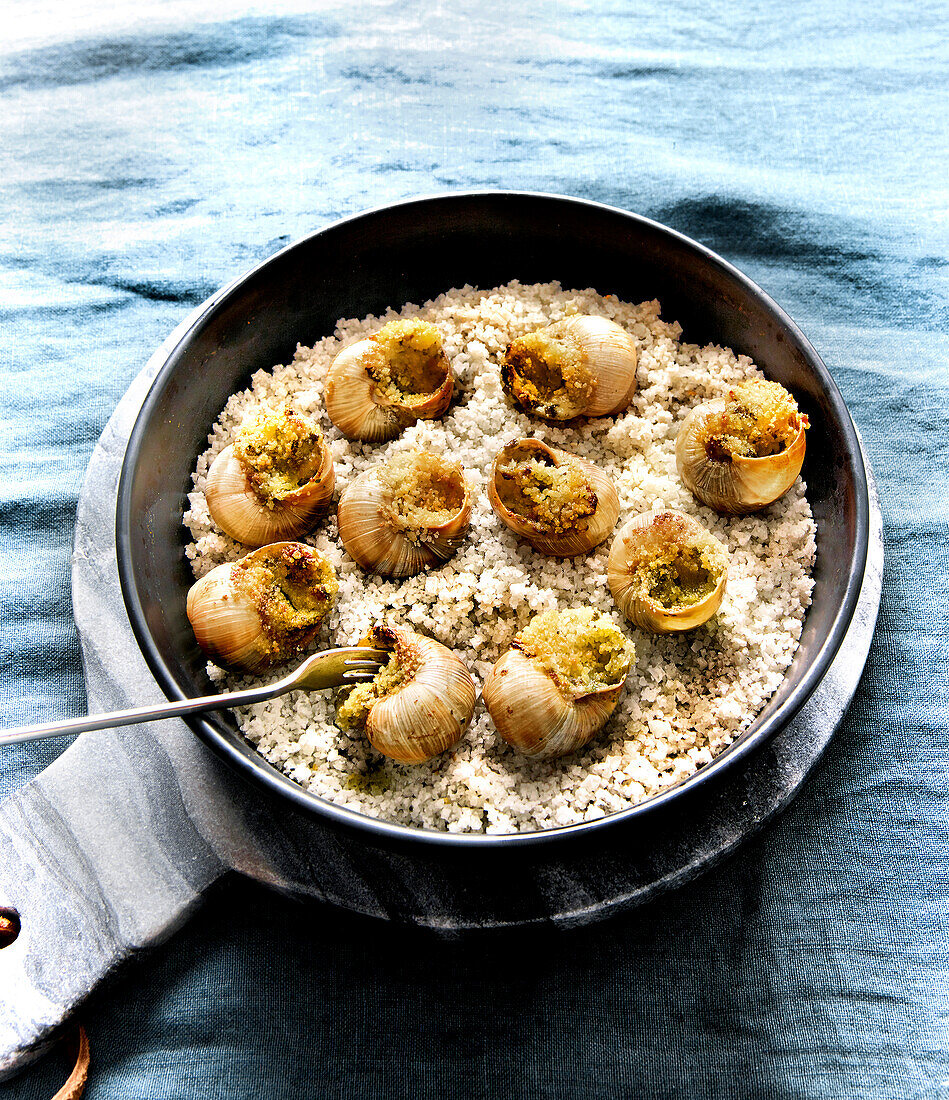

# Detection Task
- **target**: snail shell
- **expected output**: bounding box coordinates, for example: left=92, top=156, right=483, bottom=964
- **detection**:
left=325, top=318, right=453, bottom=442
left=675, top=380, right=808, bottom=514
left=487, top=438, right=619, bottom=557
left=482, top=608, right=635, bottom=760
left=335, top=624, right=477, bottom=764
left=186, top=542, right=338, bottom=673
left=607, top=510, right=728, bottom=633
left=205, top=407, right=335, bottom=547
left=337, top=450, right=471, bottom=578
left=501, top=315, right=638, bottom=421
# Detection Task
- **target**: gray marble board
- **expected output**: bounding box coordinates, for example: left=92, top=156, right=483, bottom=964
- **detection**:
left=0, top=310, right=884, bottom=1078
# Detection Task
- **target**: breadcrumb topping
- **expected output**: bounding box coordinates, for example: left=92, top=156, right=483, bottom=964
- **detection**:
left=496, top=454, right=596, bottom=534
left=379, top=450, right=466, bottom=536
left=624, top=513, right=728, bottom=610
left=704, top=380, right=807, bottom=461
left=335, top=626, right=421, bottom=734
left=234, top=406, right=324, bottom=503
left=515, top=608, right=634, bottom=700
left=367, top=318, right=448, bottom=404
left=336, top=653, right=410, bottom=732
left=502, top=321, right=594, bottom=418
left=233, top=543, right=337, bottom=655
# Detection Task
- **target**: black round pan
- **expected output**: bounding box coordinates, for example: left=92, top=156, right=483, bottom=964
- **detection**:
left=116, top=192, right=869, bottom=849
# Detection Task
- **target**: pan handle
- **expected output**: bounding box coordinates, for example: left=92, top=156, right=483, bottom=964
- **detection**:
left=0, top=727, right=227, bottom=1080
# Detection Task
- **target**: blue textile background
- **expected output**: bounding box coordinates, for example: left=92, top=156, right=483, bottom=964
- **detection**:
left=2, top=2, right=947, bottom=1096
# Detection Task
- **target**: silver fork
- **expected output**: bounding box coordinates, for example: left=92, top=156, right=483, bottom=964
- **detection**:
left=1, top=647, right=387, bottom=747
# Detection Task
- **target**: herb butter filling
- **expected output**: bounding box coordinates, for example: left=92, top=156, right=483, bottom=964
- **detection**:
left=515, top=608, right=634, bottom=700
left=503, top=322, right=594, bottom=418
left=234, top=407, right=325, bottom=503
left=233, top=544, right=338, bottom=654
left=379, top=451, right=465, bottom=536
left=621, top=514, right=728, bottom=612
left=496, top=456, right=596, bottom=535
left=705, top=380, right=805, bottom=462
left=642, top=545, right=721, bottom=610
left=367, top=318, right=448, bottom=404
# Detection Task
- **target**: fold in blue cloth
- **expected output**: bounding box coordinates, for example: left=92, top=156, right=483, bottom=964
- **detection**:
left=2, top=2, right=946, bottom=1096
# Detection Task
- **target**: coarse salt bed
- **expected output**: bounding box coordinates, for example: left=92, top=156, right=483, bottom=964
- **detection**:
left=183, top=281, right=816, bottom=834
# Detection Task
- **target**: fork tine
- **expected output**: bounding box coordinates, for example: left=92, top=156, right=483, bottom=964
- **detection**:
left=283, top=647, right=387, bottom=693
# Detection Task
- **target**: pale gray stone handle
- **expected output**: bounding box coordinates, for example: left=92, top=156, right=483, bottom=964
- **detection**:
left=0, top=728, right=227, bottom=1079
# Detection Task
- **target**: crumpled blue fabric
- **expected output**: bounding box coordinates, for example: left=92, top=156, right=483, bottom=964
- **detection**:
left=2, top=2, right=947, bottom=1097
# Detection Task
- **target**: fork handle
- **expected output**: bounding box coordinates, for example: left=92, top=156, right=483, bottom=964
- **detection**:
left=0, top=681, right=279, bottom=746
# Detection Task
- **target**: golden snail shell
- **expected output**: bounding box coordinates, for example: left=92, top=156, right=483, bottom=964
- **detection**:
left=487, top=438, right=619, bottom=557
left=186, top=542, right=338, bottom=673
left=501, top=315, right=638, bottom=421
left=335, top=624, right=477, bottom=764
left=324, top=318, right=453, bottom=442
left=336, top=450, right=471, bottom=578
left=675, top=380, right=808, bottom=514
left=607, top=510, right=728, bottom=633
left=205, top=407, right=335, bottom=546
left=482, top=608, right=635, bottom=760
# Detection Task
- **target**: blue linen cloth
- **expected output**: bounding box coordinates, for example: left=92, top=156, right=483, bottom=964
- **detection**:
left=2, top=2, right=947, bottom=1096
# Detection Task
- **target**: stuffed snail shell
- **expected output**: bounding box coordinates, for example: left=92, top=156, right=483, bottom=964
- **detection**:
left=607, top=510, right=728, bottom=633
left=186, top=542, right=338, bottom=673
left=487, top=438, right=619, bottom=557
left=325, top=318, right=453, bottom=442
left=483, top=608, right=635, bottom=760
left=334, top=624, right=477, bottom=764
left=501, top=315, right=638, bottom=421
left=205, top=406, right=335, bottom=546
left=675, top=380, right=808, bottom=514
left=336, top=449, right=471, bottom=578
